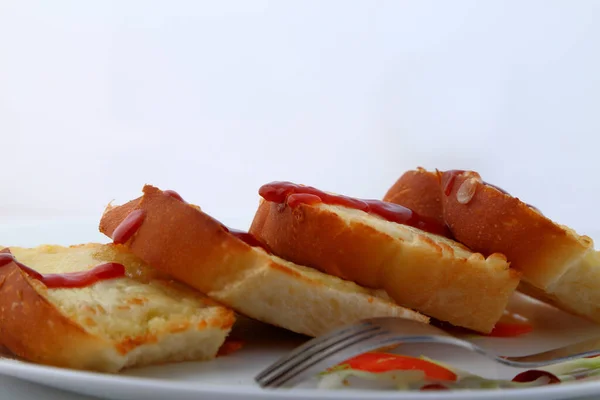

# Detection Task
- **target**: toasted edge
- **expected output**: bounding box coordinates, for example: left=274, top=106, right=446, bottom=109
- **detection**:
left=440, top=170, right=593, bottom=290
left=0, top=245, right=233, bottom=372
left=250, top=198, right=520, bottom=333
left=0, top=254, right=119, bottom=370
left=382, top=167, right=445, bottom=226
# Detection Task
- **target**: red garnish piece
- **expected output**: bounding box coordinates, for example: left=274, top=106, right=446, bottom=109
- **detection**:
left=217, top=339, right=244, bottom=357
left=487, top=322, right=533, bottom=337
left=336, top=352, right=457, bottom=381
left=512, top=370, right=560, bottom=384
left=420, top=383, right=449, bottom=390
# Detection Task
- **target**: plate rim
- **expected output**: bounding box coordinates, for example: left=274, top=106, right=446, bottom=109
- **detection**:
left=1, top=357, right=600, bottom=400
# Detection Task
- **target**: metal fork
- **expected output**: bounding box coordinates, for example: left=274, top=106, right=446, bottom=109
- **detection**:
left=255, top=317, right=600, bottom=388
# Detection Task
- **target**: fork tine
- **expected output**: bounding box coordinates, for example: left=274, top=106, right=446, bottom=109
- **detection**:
left=255, top=321, right=374, bottom=381
left=257, top=323, right=380, bottom=384
left=264, top=332, right=404, bottom=388
left=259, top=327, right=392, bottom=388
left=262, top=333, right=465, bottom=388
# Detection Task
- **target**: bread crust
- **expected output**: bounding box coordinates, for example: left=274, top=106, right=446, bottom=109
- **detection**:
left=99, top=185, right=429, bottom=337
left=0, top=259, right=116, bottom=370
left=100, top=187, right=265, bottom=296
left=382, top=168, right=444, bottom=226
left=385, top=168, right=600, bottom=324
left=0, top=245, right=233, bottom=372
left=439, top=171, right=592, bottom=289
left=250, top=199, right=520, bottom=333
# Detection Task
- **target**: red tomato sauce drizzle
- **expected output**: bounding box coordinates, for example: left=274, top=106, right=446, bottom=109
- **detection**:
left=259, top=181, right=450, bottom=237
left=112, top=189, right=269, bottom=252
left=0, top=252, right=125, bottom=289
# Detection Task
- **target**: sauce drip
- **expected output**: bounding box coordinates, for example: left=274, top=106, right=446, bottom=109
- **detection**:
left=112, top=189, right=269, bottom=252
left=0, top=253, right=15, bottom=267
left=443, top=170, right=465, bottom=196
left=0, top=253, right=125, bottom=289
left=164, top=190, right=186, bottom=203
left=223, top=226, right=270, bottom=253
left=259, top=181, right=450, bottom=237
left=113, top=189, right=184, bottom=245
left=162, top=187, right=269, bottom=252
left=112, top=209, right=146, bottom=244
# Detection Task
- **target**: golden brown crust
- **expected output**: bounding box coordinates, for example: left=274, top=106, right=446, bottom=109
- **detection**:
left=250, top=199, right=394, bottom=288
left=439, top=171, right=592, bottom=289
left=382, top=168, right=444, bottom=226
left=0, top=259, right=111, bottom=370
left=100, top=185, right=258, bottom=295
left=99, top=185, right=430, bottom=337
left=101, top=198, right=142, bottom=229
left=0, top=244, right=232, bottom=372
left=384, top=168, right=600, bottom=324
left=250, top=199, right=520, bottom=333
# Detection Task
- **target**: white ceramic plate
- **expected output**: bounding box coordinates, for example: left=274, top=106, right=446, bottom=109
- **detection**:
left=2, top=219, right=600, bottom=400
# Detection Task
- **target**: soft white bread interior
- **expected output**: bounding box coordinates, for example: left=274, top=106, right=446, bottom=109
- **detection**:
left=0, top=244, right=234, bottom=372
left=98, top=185, right=429, bottom=338
left=517, top=248, right=600, bottom=323
left=250, top=196, right=521, bottom=333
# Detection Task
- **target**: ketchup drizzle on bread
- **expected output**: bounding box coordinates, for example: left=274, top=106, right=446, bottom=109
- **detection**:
left=0, top=252, right=125, bottom=289
left=112, top=188, right=270, bottom=252
left=252, top=181, right=518, bottom=333
left=165, top=190, right=270, bottom=251
left=259, top=181, right=450, bottom=237
left=223, top=227, right=271, bottom=252
left=112, top=209, right=146, bottom=244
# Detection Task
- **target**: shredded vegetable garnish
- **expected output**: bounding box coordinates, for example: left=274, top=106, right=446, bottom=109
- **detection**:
left=317, top=351, right=600, bottom=391
left=334, top=352, right=457, bottom=381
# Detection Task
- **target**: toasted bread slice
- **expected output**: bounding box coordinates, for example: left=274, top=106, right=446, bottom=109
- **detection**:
left=0, top=244, right=234, bottom=372
left=249, top=183, right=520, bottom=333
left=384, top=168, right=600, bottom=324
left=437, top=170, right=600, bottom=323
left=383, top=167, right=444, bottom=226
left=98, top=185, right=428, bottom=338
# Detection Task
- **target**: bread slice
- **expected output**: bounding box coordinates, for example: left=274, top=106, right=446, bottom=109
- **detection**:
left=98, top=185, right=428, bottom=338
left=437, top=170, right=600, bottom=323
left=0, top=244, right=234, bottom=372
left=249, top=182, right=520, bottom=333
left=383, top=167, right=445, bottom=226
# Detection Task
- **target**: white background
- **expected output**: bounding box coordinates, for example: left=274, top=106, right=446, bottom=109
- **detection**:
left=1, top=0, right=599, bottom=235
